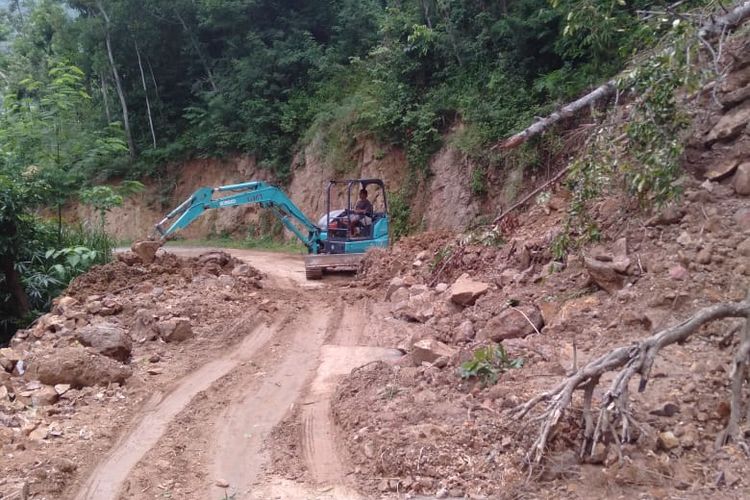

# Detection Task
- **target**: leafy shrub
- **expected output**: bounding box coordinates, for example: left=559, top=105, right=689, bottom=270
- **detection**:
left=459, top=344, right=524, bottom=387
left=388, top=191, right=414, bottom=241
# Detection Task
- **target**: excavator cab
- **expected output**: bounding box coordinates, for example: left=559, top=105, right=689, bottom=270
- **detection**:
left=319, top=179, right=389, bottom=255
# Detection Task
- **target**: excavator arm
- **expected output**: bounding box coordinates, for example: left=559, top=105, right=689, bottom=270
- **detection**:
left=155, top=181, right=322, bottom=253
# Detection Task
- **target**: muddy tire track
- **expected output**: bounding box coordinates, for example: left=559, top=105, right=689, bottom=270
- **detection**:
left=73, top=310, right=289, bottom=500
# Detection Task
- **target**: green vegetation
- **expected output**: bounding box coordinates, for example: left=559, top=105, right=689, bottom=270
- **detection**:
left=2, top=0, right=707, bottom=182
left=164, top=238, right=305, bottom=254
left=0, top=52, right=123, bottom=342
left=459, top=344, right=524, bottom=387
left=0, top=0, right=722, bottom=337
left=553, top=16, right=707, bottom=258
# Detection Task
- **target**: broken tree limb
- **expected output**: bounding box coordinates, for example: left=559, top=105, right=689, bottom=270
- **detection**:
left=495, top=0, right=750, bottom=152
left=699, top=0, right=750, bottom=37
left=495, top=82, right=617, bottom=151
left=492, top=163, right=572, bottom=225
left=512, top=291, right=750, bottom=464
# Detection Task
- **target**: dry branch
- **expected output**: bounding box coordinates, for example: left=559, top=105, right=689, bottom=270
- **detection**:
left=492, top=163, right=572, bottom=225
left=495, top=1, right=750, bottom=152
left=513, top=291, right=750, bottom=464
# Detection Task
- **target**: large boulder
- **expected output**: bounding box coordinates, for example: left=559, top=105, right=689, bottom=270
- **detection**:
left=478, top=305, right=544, bottom=342
left=75, top=323, right=132, bottom=362
left=27, top=347, right=132, bottom=387
left=584, top=253, right=629, bottom=294
left=157, top=317, right=194, bottom=342
left=705, top=158, right=740, bottom=181
left=449, top=274, right=489, bottom=306
left=411, top=338, right=457, bottom=365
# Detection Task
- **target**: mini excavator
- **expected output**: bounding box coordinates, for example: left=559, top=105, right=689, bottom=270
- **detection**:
left=154, top=179, right=390, bottom=279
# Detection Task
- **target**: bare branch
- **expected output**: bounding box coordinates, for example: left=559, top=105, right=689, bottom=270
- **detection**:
left=513, top=292, right=750, bottom=464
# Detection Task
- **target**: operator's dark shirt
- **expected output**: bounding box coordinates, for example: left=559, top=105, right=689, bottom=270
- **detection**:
left=355, top=199, right=373, bottom=216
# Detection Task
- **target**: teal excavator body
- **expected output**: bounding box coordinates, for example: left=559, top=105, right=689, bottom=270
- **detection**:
left=155, top=180, right=389, bottom=279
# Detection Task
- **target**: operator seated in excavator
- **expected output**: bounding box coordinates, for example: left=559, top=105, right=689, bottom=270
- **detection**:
left=349, top=188, right=373, bottom=236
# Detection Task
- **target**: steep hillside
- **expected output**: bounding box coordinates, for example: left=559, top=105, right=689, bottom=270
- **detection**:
left=69, top=133, right=529, bottom=242
left=324, top=25, right=750, bottom=499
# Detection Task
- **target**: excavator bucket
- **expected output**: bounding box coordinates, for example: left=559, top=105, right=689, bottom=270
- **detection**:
left=304, top=253, right=364, bottom=280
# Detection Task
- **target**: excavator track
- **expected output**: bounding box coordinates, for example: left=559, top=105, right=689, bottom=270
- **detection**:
left=305, top=266, right=323, bottom=280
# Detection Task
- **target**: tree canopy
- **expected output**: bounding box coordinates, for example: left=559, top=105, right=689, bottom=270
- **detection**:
left=1, top=0, right=701, bottom=180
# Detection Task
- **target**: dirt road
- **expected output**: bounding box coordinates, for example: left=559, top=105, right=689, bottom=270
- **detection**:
left=72, top=247, right=401, bottom=500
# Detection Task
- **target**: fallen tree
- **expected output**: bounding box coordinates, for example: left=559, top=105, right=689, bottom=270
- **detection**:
left=495, top=0, right=750, bottom=152
left=512, top=290, right=750, bottom=464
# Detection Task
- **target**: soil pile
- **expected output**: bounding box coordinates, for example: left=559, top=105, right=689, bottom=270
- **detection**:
left=0, top=250, right=268, bottom=499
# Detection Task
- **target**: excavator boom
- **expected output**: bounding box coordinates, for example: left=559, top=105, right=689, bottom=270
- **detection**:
left=155, top=181, right=322, bottom=253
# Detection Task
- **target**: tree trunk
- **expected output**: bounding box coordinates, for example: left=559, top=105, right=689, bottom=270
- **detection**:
left=12, top=0, right=24, bottom=24
left=0, top=253, right=29, bottom=318
left=135, top=40, right=157, bottom=148
left=421, top=0, right=433, bottom=28
left=437, top=1, right=463, bottom=66
left=100, top=73, right=112, bottom=123
left=97, top=1, right=136, bottom=159
left=146, top=56, right=166, bottom=121
left=146, top=56, right=161, bottom=102
left=175, top=10, right=219, bottom=92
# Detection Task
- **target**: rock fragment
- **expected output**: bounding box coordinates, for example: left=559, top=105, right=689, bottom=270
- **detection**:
left=584, top=257, right=626, bottom=293
left=734, top=162, right=750, bottom=196
left=76, top=323, right=132, bottom=362
left=479, top=306, right=544, bottom=341
left=27, top=347, right=132, bottom=387
left=31, top=385, right=59, bottom=407
left=705, top=100, right=750, bottom=145
left=411, top=338, right=457, bottom=365
left=449, top=274, right=489, bottom=306
left=131, top=240, right=162, bottom=264
left=657, top=431, right=680, bottom=451
left=157, top=317, right=194, bottom=342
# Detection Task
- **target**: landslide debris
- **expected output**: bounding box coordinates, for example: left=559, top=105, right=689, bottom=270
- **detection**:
left=339, top=34, right=750, bottom=500
left=0, top=249, right=267, bottom=499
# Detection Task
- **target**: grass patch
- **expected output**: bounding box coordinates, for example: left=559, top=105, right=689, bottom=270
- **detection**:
left=164, top=236, right=306, bottom=253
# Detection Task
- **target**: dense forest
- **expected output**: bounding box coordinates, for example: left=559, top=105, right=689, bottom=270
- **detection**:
left=0, top=0, right=712, bottom=338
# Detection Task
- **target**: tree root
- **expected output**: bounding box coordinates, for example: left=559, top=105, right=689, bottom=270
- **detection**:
left=512, top=291, right=750, bottom=464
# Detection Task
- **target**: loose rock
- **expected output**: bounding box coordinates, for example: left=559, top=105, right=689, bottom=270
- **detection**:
left=657, top=431, right=680, bottom=451
left=449, top=274, right=489, bottom=306
left=705, top=100, right=750, bottom=144
left=157, top=317, right=194, bottom=342
left=479, top=306, right=544, bottom=341
left=584, top=257, right=627, bottom=293
left=76, top=323, right=132, bottom=362
left=669, top=265, right=689, bottom=281
left=411, top=338, right=457, bottom=365
left=31, top=385, right=59, bottom=406
left=26, top=347, right=132, bottom=387
left=734, top=162, right=750, bottom=196
left=130, top=240, right=162, bottom=264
